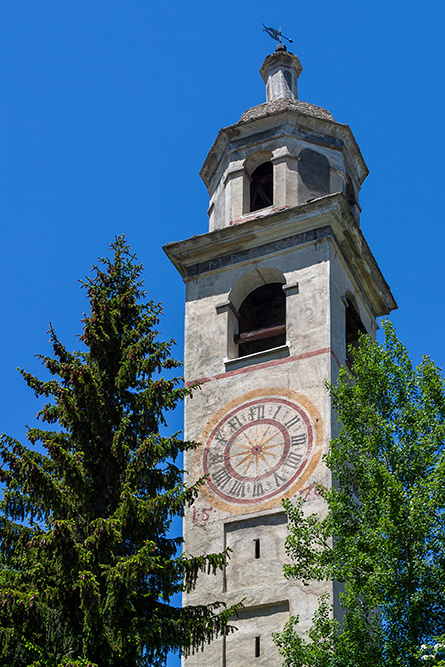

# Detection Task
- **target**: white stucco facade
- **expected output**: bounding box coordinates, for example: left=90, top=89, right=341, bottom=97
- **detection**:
left=164, top=46, right=396, bottom=667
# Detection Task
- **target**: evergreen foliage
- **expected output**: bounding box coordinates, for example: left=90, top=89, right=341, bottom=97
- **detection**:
left=274, top=322, right=445, bottom=667
left=0, top=237, right=237, bottom=666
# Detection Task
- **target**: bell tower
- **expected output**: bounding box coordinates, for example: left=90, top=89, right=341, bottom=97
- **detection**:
left=164, top=44, right=396, bottom=666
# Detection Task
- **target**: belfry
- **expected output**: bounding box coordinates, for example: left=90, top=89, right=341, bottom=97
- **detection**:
left=164, top=42, right=396, bottom=666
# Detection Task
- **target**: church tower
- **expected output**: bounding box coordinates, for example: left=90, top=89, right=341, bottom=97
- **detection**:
left=164, top=43, right=396, bottom=666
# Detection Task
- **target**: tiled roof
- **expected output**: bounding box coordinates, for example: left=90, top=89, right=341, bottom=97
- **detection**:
left=238, top=98, right=334, bottom=124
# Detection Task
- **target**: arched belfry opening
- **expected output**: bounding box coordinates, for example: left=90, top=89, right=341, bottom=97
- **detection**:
left=249, top=161, right=273, bottom=212
left=236, top=282, right=285, bottom=356
left=243, top=151, right=274, bottom=215
left=228, top=268, right=287, bottom=358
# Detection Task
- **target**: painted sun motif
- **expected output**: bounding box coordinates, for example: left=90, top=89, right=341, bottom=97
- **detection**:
left=225, top=420, right=288, bottom=481
left=229, top=422, right=283, bottom=475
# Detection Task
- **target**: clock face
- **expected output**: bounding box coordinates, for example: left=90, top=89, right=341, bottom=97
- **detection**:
left=198, top=389, right=323, bottom=513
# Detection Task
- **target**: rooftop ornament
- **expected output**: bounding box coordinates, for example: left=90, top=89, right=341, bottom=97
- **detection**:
left=262, top=23, right=293, bottom=51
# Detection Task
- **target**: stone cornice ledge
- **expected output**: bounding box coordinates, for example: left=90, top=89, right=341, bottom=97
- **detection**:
left=163, top=193, right=397, bottom=317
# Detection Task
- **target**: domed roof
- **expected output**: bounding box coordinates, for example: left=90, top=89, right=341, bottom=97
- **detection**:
left=238, top=98, right=334, bottom=125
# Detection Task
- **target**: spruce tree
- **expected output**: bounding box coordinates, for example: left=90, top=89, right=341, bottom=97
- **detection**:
left=0, top=237, right=236, bottom=667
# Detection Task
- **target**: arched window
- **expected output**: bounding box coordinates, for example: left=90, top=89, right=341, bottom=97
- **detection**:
left=345, top=298, right=366, bottom=367
left=250, top=162, right=273, bottom=212
left=299, top=148, right=330, bottom=200
left=235, top=282, right=286, bottom=357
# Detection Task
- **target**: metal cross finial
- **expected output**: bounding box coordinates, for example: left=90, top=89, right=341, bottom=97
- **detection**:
left=262, top=23, right=293, bottom=45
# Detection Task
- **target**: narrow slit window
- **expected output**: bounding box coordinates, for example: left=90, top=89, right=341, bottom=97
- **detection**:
left=254, top=538, right=260, bottom=559
left=255, top=636, right=261, bottom=658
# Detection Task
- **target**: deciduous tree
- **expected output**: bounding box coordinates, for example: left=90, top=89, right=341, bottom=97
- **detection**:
left=0, top=237, right=236, bottom=666
left=275, top=322, right=445, bottom=667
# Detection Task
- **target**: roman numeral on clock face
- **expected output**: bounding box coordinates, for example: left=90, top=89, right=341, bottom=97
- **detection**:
left=285, top=451, right=302, bottom=469
left=252, top=482, right=264, bottom=497
left=248, top=404, right=265, bottom=421
left=214, top=431, right=227, bottom=444
left=229, top=480, right=246, bottom=498
left=272, top=405, right=282, bottom=419
left=213, top=467, right=231, bottom=489
left=285, top=414, right=300, bottom=429
left=228, top=415, right=243, bottom=431
left=273, top=472, right=287, bottom=487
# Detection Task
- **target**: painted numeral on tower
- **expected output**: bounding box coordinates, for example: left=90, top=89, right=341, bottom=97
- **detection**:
left=248, top=404, right=265, bottom=421
left=213, top=468, right=232, bottom=489
left=273, top=472, right=287, bottom=487
left=230, top=480, right=246, bottom=498
left=228, top=415, right=243, bottom=431
left=214, top=431, right=227, bottom=445
left=285, top=414, right=301, bottom=429
left=285, top=452, right=302, bottom=469
left=272, top=405, right=282, bottom=420
left=291, top=434, right=307, bottom=447
left=252, top=481, right=264, bottom=497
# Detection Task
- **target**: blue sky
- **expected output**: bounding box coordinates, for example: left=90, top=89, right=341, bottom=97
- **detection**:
left=0, top=2, right=444, bottom=665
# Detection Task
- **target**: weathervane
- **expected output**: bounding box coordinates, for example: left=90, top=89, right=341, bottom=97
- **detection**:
left=262, top=24, right=293, bottom=46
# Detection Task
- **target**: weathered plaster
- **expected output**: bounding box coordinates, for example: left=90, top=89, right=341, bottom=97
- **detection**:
left=163, top=51, right=397, bottom=667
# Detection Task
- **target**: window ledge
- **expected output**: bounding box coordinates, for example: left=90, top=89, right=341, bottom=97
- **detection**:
left=239, top=206, right=274, bottom=222
left=224, top=344, right=290, bottom=372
